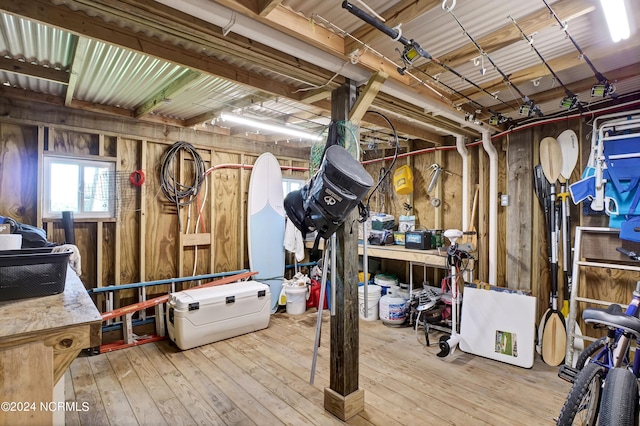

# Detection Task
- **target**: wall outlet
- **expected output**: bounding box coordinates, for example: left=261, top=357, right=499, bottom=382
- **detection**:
left=500, top=194, right=509, bottom=207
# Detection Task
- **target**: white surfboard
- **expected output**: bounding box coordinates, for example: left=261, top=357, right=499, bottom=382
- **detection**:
left=248, top=152, right=285, bottom=313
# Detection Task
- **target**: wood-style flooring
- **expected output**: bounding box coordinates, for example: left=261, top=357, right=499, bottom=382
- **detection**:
left=65, top=310, right=572, bottom=425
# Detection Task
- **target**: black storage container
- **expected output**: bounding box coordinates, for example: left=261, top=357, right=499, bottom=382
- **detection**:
left=405, top=230, right=432, bottom=250
left=0, top=248, right=71, bottom=301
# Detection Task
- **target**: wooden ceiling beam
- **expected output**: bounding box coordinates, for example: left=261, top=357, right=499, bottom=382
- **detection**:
left=416, top=0, right=596, bottom=77
left=489, top=62, right=640, bottom=114
left=349, top=71, right=388, bottom=125
left=344, top=0, right=442, bottom=56
left=135, top=70, right=201, bottom=118
left=0, top=84, right=188, bottom=127
left=455, top=35, right=640, bottom=104
left=0, top=56, right=68, bottom=84
left=12, top=0, right=319, bottom=104
left=217, top=1, right=461, bottom=115
left=65, top=37, right=89, bottom=106
left=299, top=88, right=332, bottom=105
left=257, top=0, right=282, bottom=16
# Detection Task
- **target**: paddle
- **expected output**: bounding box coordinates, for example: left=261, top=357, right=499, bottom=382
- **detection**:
left=558, top=130, right=579, bottom=182
left=539, top=136, right=567, bottom=366
left=557, top=129, right=584, bottom=363
left=533, top=164, right=551, bottom=355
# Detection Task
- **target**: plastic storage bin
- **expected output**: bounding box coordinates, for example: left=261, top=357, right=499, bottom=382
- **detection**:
left=0, top=248, right=71, bottom=301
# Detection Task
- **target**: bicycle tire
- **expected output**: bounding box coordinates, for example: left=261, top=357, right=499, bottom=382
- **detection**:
left=598, top=367, right=639, bottom=426
left=575, top=337, right=607, bottom=370
left=557, top=363, right=605, bottom=426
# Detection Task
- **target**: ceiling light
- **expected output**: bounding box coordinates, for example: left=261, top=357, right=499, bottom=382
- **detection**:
left=600, top=0, right=630, bottom=42
left=219, top=113, right=322, bottom=141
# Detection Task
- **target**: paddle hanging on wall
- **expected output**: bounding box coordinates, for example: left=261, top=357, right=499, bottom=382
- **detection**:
left=539, top=136, right=567, bottom=366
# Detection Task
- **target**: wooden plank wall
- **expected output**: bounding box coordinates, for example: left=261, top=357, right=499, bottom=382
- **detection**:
left=2, top=108, right=639, bottom=332
left=0, top=117, right=309, bottom=314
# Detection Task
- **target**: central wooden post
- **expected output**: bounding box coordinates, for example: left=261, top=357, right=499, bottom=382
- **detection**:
left=324, top=81, right=365, bottom=421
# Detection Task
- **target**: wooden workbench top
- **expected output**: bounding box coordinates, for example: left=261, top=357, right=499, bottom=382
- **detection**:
left=0, top=265, right=102, bottom=340
left=306, top=239, right=449, bottom=269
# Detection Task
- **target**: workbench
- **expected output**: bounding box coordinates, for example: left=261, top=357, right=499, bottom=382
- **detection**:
left=0, top=266, right=102, bottom=425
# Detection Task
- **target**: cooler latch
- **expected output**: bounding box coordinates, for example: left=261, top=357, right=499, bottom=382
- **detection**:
left=226, top=296, right=235, bottom=304
left=188, top=302, right=199, bottom=311
left=258, top=290, right=266, bottom=298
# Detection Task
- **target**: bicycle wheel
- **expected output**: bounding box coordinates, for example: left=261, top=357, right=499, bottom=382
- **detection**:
left=557, top=363, right=606, bottom=426
left=598, top=367, right=639, bottom=426
left=575, top=337, right=606, bottom=370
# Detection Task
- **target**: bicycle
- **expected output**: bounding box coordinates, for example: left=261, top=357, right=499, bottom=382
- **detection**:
left=556, top=247, right=640, bottom=426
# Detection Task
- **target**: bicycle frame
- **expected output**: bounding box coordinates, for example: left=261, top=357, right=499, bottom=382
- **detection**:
left=588, top=286, right=640, bottom=378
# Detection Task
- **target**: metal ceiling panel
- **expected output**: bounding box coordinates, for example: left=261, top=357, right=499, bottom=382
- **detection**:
left=73, top=39, right=191, bottom=109
left=0, top=13, right=72, bottom=95
left=152, top=75, right=263, bottom=119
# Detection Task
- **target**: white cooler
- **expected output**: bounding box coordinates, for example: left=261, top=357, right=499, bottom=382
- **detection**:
left=166, top=280, right=271, bottom=350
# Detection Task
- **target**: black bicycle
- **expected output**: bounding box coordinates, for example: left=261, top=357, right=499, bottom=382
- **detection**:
left=556, top=247, right=640, bottom=426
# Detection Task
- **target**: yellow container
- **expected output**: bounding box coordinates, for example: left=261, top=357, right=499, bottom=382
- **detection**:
left=393, top=165, right=414, bottom=195
left=358, top=272, right=371, bottom=283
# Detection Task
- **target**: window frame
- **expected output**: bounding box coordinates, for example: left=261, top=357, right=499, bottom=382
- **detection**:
left=42, top=155, right=116, bottom=220
left=282, top=176, right=306, bottom=197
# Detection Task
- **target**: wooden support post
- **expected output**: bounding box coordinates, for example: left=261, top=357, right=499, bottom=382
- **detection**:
left=325, top=81, right=364, bottom=421
left=140, top=140, right=147, bottom=282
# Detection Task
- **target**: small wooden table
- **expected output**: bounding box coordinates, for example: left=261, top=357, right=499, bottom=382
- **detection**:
left=0, top=266, right=102, bottom=426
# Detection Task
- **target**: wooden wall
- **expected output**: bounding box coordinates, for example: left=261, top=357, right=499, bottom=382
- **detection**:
left=1, top=98, right=639, bottom=336
left=0, top=102, right=309, bottom=313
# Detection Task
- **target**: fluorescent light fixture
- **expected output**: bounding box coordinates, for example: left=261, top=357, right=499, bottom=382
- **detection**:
left=601, top=0, right=630, bottom=42
left=219, top=113, right=322, bottom=141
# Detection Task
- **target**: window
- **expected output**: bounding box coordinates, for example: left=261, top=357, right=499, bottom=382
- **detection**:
left=282, top=177, right=305, bottom=197
left=43, top=156, right=115, bottom=219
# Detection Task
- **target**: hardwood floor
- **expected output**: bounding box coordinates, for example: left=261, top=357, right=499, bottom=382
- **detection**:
left=65, top=310, right=571, bottom=425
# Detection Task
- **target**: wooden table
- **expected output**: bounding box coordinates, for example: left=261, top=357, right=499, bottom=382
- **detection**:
left=0, top=266, right=102, bottom=426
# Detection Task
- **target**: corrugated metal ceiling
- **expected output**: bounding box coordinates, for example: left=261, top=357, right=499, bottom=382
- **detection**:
left=0, top=0, right=637, bottom=140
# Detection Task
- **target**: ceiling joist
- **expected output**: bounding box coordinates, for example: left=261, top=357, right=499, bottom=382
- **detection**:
left=416, top=0, right=597, bottom=77
left=135, top=70, right=201, bottom=118
left=0, top=56, right=68, bottom=84
left=65, top=37, right=90, bottom=106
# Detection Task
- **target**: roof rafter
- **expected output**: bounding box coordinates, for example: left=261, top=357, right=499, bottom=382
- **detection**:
left=344, top=0, right=442, bottom=56
left=456, top=35, right=640, bottom=104
left=0, top=57, right=68, bottom=84
left=416, top=0, right=596, bottom=78
left=65, top=36, right=90, bottom=106
left=135, top=70, right=201, bottom=118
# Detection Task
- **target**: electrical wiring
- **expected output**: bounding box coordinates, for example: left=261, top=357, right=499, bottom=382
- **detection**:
left=160, top=141, right=206, bottom=207
left=160, top=141, right=206, bottom=233
left=357, top=110, right=399, bottom=223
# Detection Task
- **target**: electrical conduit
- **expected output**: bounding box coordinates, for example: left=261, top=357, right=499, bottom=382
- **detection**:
left=482, top=130, right=498, bottom=285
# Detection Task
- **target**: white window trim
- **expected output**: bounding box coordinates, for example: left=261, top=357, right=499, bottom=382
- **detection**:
left=43, top=155, right=116, bottom=219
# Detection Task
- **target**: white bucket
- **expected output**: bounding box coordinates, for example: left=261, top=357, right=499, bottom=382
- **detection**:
left=0, top=234, right=21, bottom=250
left=285, top=286, right=307, bottom=315
left=358, top=284, right=382, bottom=321
left=379, top=292, right=408, bottom=325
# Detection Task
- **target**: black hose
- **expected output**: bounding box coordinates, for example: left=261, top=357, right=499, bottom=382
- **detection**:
left=159, top=141, right=206, bottom=207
